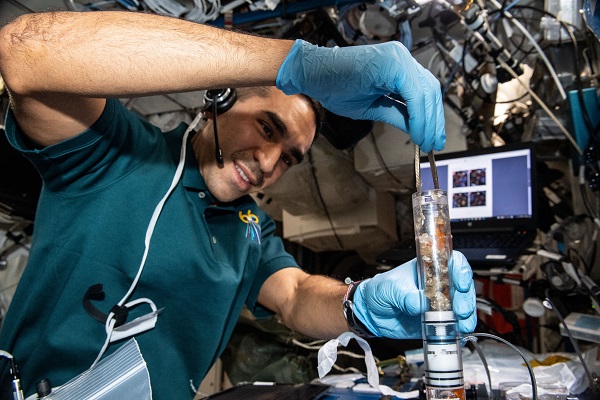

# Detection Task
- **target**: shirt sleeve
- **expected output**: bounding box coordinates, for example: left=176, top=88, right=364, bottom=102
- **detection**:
left=4, top=99, right=165, bottom=195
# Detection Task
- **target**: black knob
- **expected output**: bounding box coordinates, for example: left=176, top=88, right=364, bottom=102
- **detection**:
left=36, top=378, right=52, bottom=397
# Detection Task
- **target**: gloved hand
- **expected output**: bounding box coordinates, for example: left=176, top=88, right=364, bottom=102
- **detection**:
left=352, top=251, right=477, bottom=339
left=276, top=39, right=446, bottom=153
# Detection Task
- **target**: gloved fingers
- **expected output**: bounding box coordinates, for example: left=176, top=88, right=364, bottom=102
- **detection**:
left=400, top=79, right=427, bottom=150
left=354, top=259, right=420, bottom=318
left=385, top=314, right=423, bottom=339
left=366, top=95, right=410, bottom=133
left=403, top=289, right=425, bottom=316
left=449, top=251, right=473, bottom=293
left=409, top=75, right=433, bottom=152
left=433, top=88, right=446, bottom=151
left=386, top=259, right=423, bottom=315
left=412, top=66, right=445, bottom=153
left=380, top=42, right=425, bottom=147
left=457, top=306, right=478, bottom=334
left=387, top=257, right=419, bottom=282
left=392, top=54, right=441, bottom=152
left=453, top=284, right=476, bottom=319
left=277, top=38, right=446, bottom=153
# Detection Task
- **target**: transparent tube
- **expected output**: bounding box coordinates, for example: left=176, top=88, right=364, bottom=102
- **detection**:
left=412, top=189, right=465, bottom=400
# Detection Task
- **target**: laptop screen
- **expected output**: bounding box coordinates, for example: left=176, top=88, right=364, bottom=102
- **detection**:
left=419, top=143, right=537, bottom=232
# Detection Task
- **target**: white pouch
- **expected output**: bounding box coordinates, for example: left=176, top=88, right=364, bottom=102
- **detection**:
left=28, top=339, right=151, bottom=400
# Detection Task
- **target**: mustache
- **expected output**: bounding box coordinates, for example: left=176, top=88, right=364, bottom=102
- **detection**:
left=232, top=153, right=264, bottom=186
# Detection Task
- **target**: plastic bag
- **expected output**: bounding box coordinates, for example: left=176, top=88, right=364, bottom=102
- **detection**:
left=28, top=339, right=152, bottom=400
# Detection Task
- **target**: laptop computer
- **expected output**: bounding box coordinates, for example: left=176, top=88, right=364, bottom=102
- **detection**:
left=377, top=143, right=538, bottom=268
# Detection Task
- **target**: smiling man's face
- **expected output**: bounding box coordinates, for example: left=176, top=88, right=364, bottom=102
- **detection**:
left=192, top=87, right=317, bottom=203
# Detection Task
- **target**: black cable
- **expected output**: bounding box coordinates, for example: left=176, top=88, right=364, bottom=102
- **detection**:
left=212, top=99, right=223, bottom=166
left=567, top=246, right=591, bottom=277
left=307, top=149, right=344, bottom=250
left=488, top=5, right=560, bottom=58
left=584, top=215, right=599, bottom=274
left=579, top=183, right=596, bottom=218
left=493, top=67, right=545, bottom=106
left=464, top=332, right=538, bottom=400
left=475, top=296, right=523, bottom=345
left=468, top=340, right=493, bottom=399
left=490, top=9, right=538, bottom=60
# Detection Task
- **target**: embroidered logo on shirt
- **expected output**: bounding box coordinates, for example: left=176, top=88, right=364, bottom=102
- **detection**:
left=239, top=210, right=261, bottom=244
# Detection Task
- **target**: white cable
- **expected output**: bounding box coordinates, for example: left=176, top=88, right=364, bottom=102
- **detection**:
left=303, top=339, right=327, bottom=347
left=331, top=364, right=363, bottom=374
left=488, top=0, right=567, bottom=100
left=291, top=338, right=325, bottom=349
left=92, top=318, right=116, bottom=368
left=291, top=339, right=368, bottom=360
left=337, top=350, right=368, bottom=360
left=294, top=340, right=368, bottom=359
left=92, top=110, right=205, bottom=367
left=0, top=350, right=13, bottom=359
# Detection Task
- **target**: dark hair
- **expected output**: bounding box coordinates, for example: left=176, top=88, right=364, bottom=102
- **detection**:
left=236, top=86, right=324, bottom=142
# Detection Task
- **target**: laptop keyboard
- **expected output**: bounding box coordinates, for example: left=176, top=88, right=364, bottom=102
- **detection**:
left=453, top=232, right=531, bottom=249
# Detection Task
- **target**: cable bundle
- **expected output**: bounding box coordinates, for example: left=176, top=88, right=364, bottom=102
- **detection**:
left=141, top=0, right=221, bottom=22
left=186, top=0, right=221, bottom=23
left=143, top=0, right=189, bottom=18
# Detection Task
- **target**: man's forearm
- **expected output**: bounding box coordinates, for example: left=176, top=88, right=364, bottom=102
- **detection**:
left=0, top=11, right=292, bottom=97
left=283, top=274, right=350, bottom=340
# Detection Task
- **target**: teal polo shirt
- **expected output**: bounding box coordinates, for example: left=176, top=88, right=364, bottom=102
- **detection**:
left=0, top=98, right=299, bottom=399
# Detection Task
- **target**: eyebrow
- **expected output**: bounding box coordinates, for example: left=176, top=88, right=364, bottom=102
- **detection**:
left=264, top=110, right=304, bottom=164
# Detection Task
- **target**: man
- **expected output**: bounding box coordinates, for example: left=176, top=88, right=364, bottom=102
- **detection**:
left=0, top=10, right=476, bottom=399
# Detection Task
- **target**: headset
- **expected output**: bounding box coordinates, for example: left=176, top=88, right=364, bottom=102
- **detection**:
left=202, top=88, right=237, bottom=166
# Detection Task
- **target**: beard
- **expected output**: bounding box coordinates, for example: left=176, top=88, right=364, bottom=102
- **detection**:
left=231, top=151, right=265, bottom=187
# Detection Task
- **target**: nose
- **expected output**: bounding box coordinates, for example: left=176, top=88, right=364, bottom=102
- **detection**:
left=255, top=143, right=282, bottom=173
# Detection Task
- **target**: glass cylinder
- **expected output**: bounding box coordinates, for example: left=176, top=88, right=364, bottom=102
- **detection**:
left=412, top=189, right=465, bottom=400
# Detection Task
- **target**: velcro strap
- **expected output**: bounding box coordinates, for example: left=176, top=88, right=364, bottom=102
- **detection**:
left=110, top=304, right=129, bottom=327
left=82, top=284, right=128, bottom=327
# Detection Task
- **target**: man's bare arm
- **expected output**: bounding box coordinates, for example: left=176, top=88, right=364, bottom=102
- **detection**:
left=258, top=268, right=350, bottom=339
left=0, top=11, right=292, bottom=146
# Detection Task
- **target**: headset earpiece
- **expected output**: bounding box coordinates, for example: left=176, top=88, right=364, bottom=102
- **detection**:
left=203, top=88, right=237, bottom=115
left=202, top=89, right=236, bottom=167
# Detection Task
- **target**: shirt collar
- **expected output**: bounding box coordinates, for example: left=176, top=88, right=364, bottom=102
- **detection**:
left=177, top=128, right=255, bottom=209
left=181, top=136, right=207, bottom=192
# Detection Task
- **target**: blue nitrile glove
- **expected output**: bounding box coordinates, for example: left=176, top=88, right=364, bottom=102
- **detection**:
left=276, top=39, right=446, bottom=153
left=352, top=251, right=477, bottom=339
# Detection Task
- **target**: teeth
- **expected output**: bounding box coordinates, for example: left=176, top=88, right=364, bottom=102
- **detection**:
left=235, top=165, right=249, bottom=182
